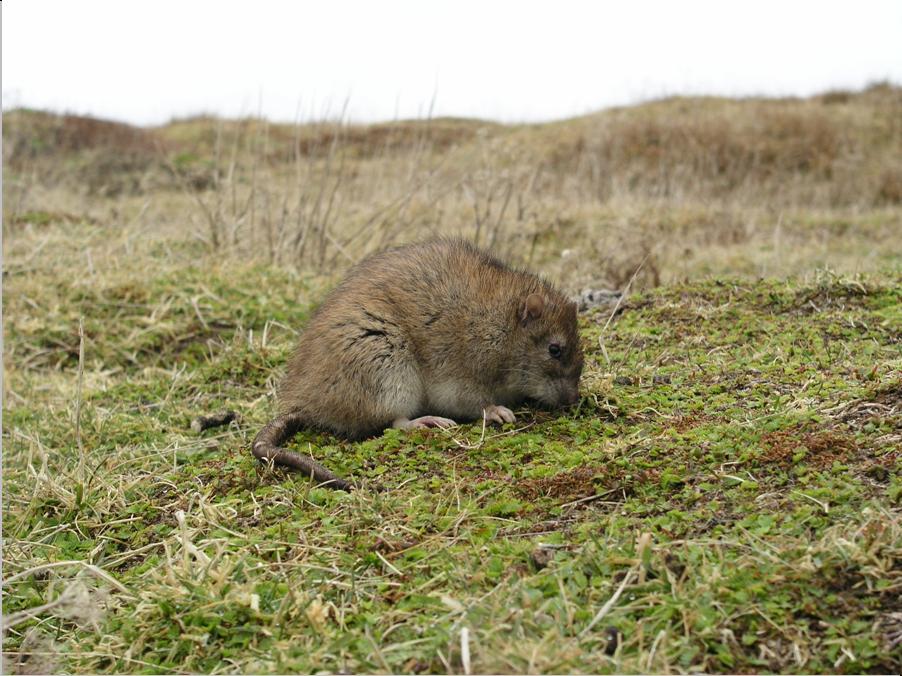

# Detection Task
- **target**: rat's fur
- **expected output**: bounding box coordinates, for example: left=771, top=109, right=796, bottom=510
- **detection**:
left=252, top=239, right=583, bottom=490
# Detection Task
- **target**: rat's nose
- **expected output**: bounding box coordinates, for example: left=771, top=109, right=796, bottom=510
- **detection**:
left=561, top=385, right=580, bottom=406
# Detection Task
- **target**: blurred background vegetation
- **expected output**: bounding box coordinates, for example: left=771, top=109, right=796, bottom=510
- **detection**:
left=4, top=82, right=900, bottom=289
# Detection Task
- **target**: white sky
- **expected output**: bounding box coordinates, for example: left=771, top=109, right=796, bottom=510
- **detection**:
left=3, top=0, right=901, bottom=126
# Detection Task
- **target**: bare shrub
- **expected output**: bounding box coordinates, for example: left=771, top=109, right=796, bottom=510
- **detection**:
left=876, top=166, right=902, bottom=204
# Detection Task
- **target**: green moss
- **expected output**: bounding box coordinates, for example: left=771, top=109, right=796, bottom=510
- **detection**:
left=4, top=270, right=901, bottom=674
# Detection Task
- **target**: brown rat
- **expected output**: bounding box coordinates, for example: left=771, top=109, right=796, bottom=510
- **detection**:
left=252, top=238, right=584, bottom=490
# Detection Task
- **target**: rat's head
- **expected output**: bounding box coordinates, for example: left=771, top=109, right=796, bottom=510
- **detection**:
left=508, top=291, right=584, bottom=408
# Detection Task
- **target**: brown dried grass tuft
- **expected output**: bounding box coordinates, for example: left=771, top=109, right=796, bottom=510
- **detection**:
left=760, top=427, right=857, bottom=468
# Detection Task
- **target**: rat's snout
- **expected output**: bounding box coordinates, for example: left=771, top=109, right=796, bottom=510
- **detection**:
left=560, top=382, right=580, bottom=407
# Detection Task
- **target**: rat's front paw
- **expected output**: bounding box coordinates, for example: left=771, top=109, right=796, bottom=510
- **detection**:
left=483, top=405, right=516, bottom=425
left=394, top=415, right=458, bottom=431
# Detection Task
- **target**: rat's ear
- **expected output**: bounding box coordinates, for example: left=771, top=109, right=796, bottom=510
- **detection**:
left=567, top=301, right=578, bottom=320
left=520, top=293, right=545, bottom=325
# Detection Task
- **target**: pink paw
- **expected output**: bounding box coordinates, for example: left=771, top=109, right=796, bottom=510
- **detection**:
left=483, top=405, right=516, bottom=425
left=394, top=415, right=458, bottom=431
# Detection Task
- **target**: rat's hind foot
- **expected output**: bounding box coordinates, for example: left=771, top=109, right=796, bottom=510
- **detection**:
left=483, top=405, right=516, bottom=425
left=394, top=415, right=458, bottom=431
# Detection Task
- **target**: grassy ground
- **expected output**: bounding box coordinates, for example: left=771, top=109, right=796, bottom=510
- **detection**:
left=3, top=256, right=900, bottom=673
left=3, top=87, right=902, bottom=673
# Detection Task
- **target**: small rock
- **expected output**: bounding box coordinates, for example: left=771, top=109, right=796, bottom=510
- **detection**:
left=573, top=288, right=622, bottom=312
left=603, top=626, right=622, bottom=655
left=190, top=410, right=238, bottom=433
left=866, top=464, right=889, bottom=481
left=402, top=659, right=430, bottom=674
left=530, top=547, right=555, bottom=570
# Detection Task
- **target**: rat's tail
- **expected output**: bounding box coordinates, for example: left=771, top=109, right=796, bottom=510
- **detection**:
left=251, top=412, right=352, bottom=491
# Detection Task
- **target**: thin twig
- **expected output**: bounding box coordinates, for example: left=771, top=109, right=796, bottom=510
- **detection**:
left=2, top=592, right=78, bottom=631
left=600, top=253, right=649, bottom=336
left=580, top=565, right=638, bottom=637
left=601, top=253, right=651, bottom=370
left=75, top=317, right=86, bottom=479
left=461, top=626, right=472, bottom=675
left=2, top=560, right=134, bottom=597
left=560, top=488, right=619, bottom=511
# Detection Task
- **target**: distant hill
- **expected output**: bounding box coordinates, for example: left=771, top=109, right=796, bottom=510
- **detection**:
left=4, top=82, right=901, bottom=206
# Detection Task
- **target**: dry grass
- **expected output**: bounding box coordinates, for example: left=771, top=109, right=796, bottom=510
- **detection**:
left=4, top=83, right=900, bottom=288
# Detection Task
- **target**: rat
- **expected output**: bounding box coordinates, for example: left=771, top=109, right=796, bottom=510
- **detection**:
left=252, top=238, right=584, bottom=490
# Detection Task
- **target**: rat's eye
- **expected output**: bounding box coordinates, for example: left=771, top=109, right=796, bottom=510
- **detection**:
left=548, top=342, right=562, bottom=359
